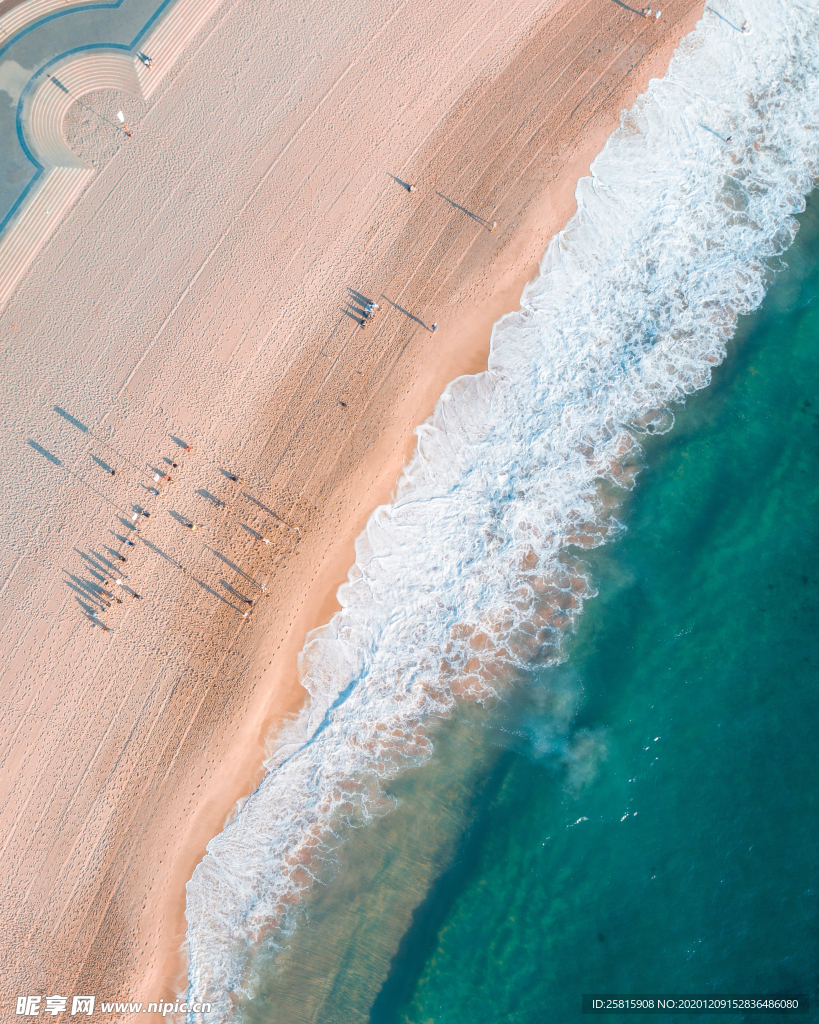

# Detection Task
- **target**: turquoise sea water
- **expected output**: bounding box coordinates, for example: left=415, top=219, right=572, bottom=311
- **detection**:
left=243, top=192, right=819, bottom=1023
left=187, top=6, right=819, bottom=1007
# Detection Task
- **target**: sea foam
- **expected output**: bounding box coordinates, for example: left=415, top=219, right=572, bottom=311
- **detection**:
left=185, top=0, right=819, bottom=1015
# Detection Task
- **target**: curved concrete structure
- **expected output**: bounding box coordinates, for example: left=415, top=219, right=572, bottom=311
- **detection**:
left=0, top=0, right=229, bottom=309
left=25, top=50, right=141, bottom=167
left=0, top=0, right=99, bottom=51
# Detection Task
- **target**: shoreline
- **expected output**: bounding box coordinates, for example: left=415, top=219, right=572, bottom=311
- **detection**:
left=0, top=0, right=705, bottom=1016
left=153, top=3, right=705, bottom=1010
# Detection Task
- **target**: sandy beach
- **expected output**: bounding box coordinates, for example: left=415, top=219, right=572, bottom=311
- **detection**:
left=0, top=0, right=702, bottom=1016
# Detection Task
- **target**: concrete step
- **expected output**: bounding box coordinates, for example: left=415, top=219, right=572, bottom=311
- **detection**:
left=25, top=51, right=141, bottom=167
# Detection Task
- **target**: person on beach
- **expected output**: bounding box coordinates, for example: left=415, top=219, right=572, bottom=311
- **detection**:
left=125, top=539, right=135, bottom=547
left=117, top=555, right=126, bottom=563
left=139, top=53, right=152, bottom=67
left=431, top=322, right=438, bottom=332
left=184, top=444, right=192, bottom=452
left=110, top=468, right=116, bottom=476
left=228, top=474, right=241, bottom=483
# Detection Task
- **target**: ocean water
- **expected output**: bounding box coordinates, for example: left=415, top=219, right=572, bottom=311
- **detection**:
left=184, top=0, right=819, bottom=1016
left=237, top=163, right=819, bottom=1024
left=368, top=192, right=819, bottom=1023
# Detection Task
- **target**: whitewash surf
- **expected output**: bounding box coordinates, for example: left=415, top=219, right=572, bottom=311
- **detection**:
left=185, top=1, right=819, bottom=1016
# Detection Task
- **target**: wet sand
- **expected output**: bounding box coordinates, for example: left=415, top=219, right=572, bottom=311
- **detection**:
left=0, top=0, right=703, bottom=1016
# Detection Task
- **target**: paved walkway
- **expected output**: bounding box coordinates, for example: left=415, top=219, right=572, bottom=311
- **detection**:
left=0, top=0, right=168, bottom=233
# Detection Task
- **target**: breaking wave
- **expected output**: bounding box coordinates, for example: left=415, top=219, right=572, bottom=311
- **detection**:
left=185, top=0, right=819, bottom=1015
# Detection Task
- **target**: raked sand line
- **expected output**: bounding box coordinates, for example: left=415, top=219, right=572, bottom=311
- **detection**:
left=0, top=0, right=229, bottom=311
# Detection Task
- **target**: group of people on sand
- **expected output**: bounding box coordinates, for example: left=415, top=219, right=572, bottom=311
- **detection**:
left=90, top=574, right=142, bottom=633
left=642, top=6, right=749, bottom=33
left=86, top=443, right=193, bottom=632
left=88, top=440, right=268, bottom=629
left=360, top=300, right=380, bottom=328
